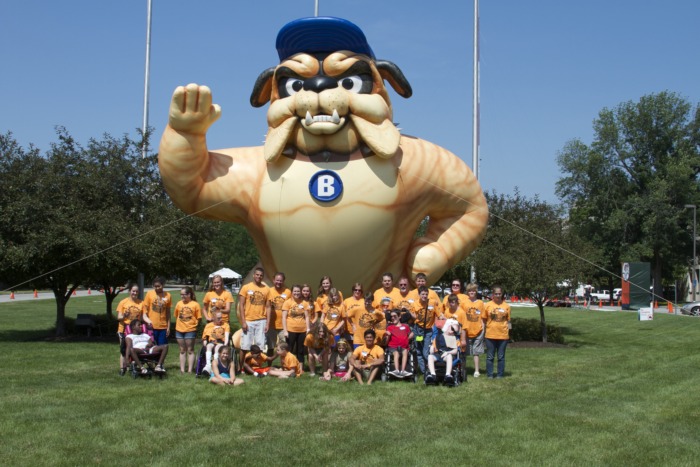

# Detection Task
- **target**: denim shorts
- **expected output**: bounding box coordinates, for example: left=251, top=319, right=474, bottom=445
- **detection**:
left=176, top=331, right=197, bottom=340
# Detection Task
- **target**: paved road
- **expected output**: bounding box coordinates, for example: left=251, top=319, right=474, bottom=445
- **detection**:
left=0, top=290, right=99, bottom=303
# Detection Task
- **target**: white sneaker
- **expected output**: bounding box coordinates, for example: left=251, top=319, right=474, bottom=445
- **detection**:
left=389, top=369, right=401, bottom=377
left=401, top=370, right=413, bottom=377
left=203, top=365, right=212, bottom=375
left=473, top=371, right=480, bottom=378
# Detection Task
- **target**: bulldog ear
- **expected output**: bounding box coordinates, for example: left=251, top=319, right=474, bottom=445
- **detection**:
left=375, top=60, right=412, bottom=98
left=250, top=67, right=276, bottom=107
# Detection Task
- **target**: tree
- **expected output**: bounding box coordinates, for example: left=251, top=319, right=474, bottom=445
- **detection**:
left=472, top=191, right=595, bottom=342
left=210, top=222, right=259, bottom=280
left=0, top=129, right=218, bottom=335
left=557, top=92, right=700, bottom=297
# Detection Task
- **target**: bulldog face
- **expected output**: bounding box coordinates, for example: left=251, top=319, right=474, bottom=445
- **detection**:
left=251, top=52, right=412, bottom=162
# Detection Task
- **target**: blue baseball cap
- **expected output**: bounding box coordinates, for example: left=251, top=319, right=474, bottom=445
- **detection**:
left=276, top=16, right=375, bottom=62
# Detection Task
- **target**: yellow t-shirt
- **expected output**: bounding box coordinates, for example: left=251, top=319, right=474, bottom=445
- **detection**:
left=304, top=332, right=334, bottom=351
left=352, top=344, right=385, bottom=365
left=202, top=322, right=230, bottom=343
left=393, top=293, right=415, bottom=313
left=244, top=352, right=268, bottom=370
left=408, top=288, right=440, bottom=304
left=268, top=287, right=291, bottom=330
left=174, top=300, right=202, bottom=333
left=203, top=289, right=235, bottom=323
left=239, top=282, right=270, bottom=322
left=117, top=297, right=145, bottom=333
left=463, top=299, right=486, bottom=338
left=323, top=302, right=347, bottom=333
left=441, top=293, right=469, bottom=314
left=343, top=296, right=365, bottom=334
left=410, top=298, right=440, bottom=329
left=372, top=287, right=404, bottom=309
left=346, top=306, right=385, bottom=345
left=142, top=290, right=172, bottom=330
left=315, top=291, right=343, bottom=318
left=282, top=298, right=311, bottom=333
left=484, top=301, right=511, bottom=340
left=280, top=352, right=303, bottom=376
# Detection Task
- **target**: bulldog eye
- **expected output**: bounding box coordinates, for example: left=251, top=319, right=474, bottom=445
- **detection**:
left=339, top=74, right=372, bottom=94
left=279, top=77, right=304, bottom=98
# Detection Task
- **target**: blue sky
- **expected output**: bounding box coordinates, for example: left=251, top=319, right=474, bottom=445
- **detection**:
left=2, top=0, right=699, bottom=203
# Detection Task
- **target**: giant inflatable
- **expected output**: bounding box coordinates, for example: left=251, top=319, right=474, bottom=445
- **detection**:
left=158, top=17, right=488, bottom=291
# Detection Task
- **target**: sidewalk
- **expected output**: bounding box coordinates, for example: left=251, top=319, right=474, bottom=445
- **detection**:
left=0, top=290, right=99, bottom=303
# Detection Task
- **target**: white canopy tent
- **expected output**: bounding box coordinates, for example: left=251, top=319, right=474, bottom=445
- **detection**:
left=207, top=267, right=242, bottom=293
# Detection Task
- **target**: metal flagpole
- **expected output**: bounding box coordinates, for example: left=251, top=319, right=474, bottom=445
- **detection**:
left=138, top=0, right=153, bottom=298
left=314, top=0, right=319, bottom=16
left=142, top=0, right=153, bottom=160
left=470, top=0, right=480, bottom=285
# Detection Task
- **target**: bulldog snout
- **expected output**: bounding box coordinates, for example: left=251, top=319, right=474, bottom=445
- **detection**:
left=303, top=76, right=338, bottom=93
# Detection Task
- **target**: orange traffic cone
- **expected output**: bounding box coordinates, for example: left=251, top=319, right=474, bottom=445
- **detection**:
left=10, top=291, right=15, bottom=300
left=667, top=302, right=674, bottom=314
left=87, top=288, right=91, bottom=295
left=72, top=290, right=77, bottom=296
left=653, top=300, right=658, bottom=309
left=599, top=299, right=603, bottom=308
left=33, top=290, right=38, bottom=298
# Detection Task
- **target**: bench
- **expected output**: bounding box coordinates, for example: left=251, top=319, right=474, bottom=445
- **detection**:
left=75, top=314, right=102, bottom=337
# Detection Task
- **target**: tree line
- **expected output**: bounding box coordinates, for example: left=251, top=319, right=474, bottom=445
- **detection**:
left=1, top=91, right=698, bottom=339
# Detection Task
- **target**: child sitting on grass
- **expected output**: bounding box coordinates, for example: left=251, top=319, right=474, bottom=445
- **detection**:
left=210, top=347, right=244, bottom=386
left=321, top=338, right=352, bottom=382
left=243, top=344, right=273, bottom=377
left=269, top=343, right=303, bottom=378
left=304, top=321, right=334, bottom=376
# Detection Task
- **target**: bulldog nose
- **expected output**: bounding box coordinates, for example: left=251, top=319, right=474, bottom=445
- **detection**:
left=303, top=76, right=338, bottom=93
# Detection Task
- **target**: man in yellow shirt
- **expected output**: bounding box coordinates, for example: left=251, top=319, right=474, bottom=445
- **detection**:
left=350, top=329, right=385, bottom=385
left=410, top=286, right=440, bottom=374
left=237, top=267, right=270, bottom=369
left=266, top=272, right=291, bottom=356
left=408, top=272, right=440, bottom=303
left=372, top=272, right=403, bottom=309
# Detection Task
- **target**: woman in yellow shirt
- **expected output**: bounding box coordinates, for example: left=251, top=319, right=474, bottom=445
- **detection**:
left=484, top=285, right=511, bottom=379
left=174, top=286, right=202, bottom=374
left=282, top=285, right=312, bottom=368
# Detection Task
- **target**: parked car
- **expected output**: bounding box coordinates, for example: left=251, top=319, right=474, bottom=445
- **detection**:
left=613, top=288, right=622, bottom=300
left=680, top=302, right=700, bottom=317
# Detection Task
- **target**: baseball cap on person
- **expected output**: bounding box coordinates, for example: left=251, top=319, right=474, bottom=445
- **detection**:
left=276, top=16, right=375, bottom=62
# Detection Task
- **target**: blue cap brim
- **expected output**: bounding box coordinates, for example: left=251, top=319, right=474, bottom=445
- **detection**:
left=276, top=16, right=375, bottom=62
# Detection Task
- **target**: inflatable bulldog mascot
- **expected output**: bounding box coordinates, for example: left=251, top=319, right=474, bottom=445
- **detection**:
left=159, top=17, right=488, bottom=290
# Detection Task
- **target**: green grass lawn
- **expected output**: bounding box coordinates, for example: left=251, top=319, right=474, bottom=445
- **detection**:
left=1, top=297, right=699, bottom=466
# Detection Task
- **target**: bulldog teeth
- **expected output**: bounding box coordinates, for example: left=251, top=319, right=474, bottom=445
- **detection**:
left=303, top=109, right=342, bottom=125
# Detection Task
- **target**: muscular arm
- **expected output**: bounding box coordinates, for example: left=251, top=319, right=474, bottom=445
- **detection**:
left=158, top=84, right=262, bottom=222
left=400, top=137, right=489, bottom=283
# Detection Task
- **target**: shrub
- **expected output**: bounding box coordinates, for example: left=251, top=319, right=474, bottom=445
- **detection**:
left=510, top=317, right=565, bottom=344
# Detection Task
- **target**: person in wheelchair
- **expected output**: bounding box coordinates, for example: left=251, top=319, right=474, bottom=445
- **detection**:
left=385, top=309, right=414, bottom=378
left=125, top=319, right=169, bottom=374
left=425, top=318, right=461, bottom=385
left=201, top=311, right=230, bottom=376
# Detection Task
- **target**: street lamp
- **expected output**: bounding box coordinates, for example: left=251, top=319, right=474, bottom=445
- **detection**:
left=685, top=204, right=697, bottom=302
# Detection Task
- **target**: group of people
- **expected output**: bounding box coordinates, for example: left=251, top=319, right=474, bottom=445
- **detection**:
left=115, top=270, right=512, bottom=385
